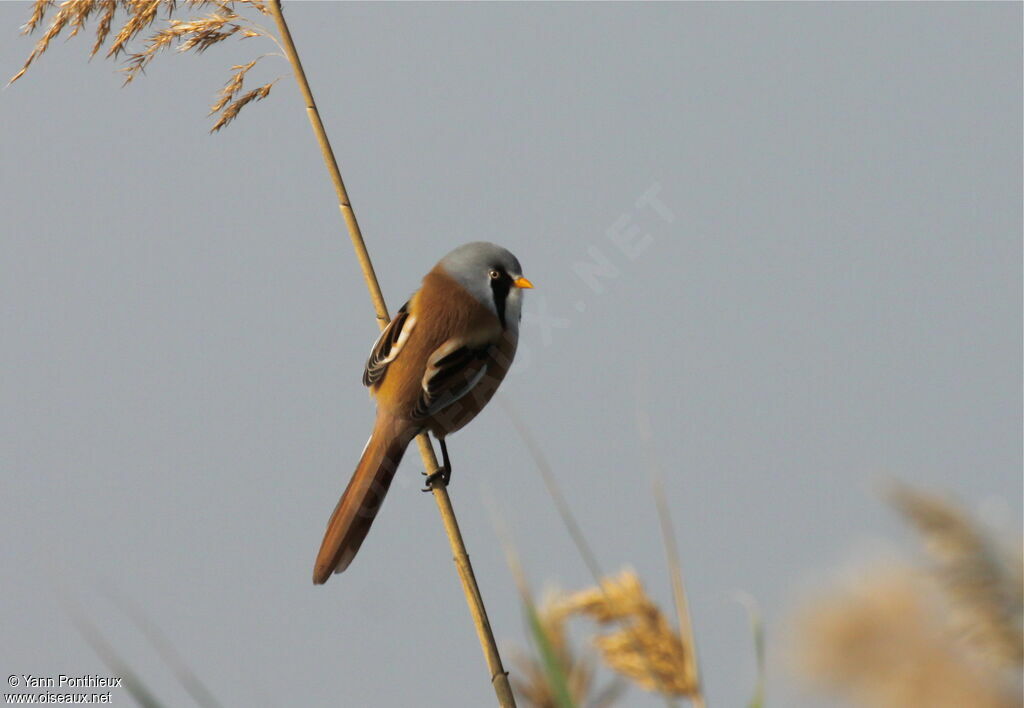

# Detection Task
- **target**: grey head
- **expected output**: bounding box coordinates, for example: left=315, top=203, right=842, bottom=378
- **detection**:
left=436, top=241, right=532, bottom=329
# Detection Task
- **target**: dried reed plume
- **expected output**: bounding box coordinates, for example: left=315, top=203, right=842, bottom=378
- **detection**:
left=887, top=483, right=1024, bottom=668
left=12, top=0, right=278, bottom=131
left=560, top=569, right=698, bottom=698
left=791, top=565, right=1018, bottom=707
left=789, top=484, right=1023, bottom=707
left=511, top=589, right=621, bottom=708
left=502, top=395, right=706, bottom=706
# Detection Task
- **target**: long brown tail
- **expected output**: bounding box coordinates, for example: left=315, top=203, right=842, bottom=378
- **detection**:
left=313, top=414, right=415, bottom=584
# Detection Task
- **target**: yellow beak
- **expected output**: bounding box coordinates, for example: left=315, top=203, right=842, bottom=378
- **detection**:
left=513, top=276, right=534, bottom=289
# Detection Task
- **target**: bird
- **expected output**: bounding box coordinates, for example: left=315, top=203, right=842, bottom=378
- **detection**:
left=313, top=242, right=533, bottom=584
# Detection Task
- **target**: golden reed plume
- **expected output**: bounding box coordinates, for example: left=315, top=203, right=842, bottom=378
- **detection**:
left=789, top=484, right=1023, bottom=707
left=12, top=0, right=277, bottom=132
left=560, top=569, right=698, bottom=698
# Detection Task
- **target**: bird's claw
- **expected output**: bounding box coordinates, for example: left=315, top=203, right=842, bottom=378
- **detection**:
left=421, top=466, right=451, bottom=492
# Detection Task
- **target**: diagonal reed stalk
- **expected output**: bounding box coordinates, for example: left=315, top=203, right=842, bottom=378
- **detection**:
left=637, top=371, right=706, bottom=707
left=264, top=2, right=515, bottom=705
left=653, top=479, right=706, bottom=708
left=105, top=588, right=223, bottom=708
left=60, top=594, right=165, bottom=708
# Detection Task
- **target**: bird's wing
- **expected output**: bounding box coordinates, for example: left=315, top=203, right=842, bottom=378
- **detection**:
left=411, top=339, right=492, bottom=420
left=362, top=301, right=416, bottom=387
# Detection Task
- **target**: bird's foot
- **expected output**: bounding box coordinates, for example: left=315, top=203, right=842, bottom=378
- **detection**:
left=421, top=465, right=451, bottom=492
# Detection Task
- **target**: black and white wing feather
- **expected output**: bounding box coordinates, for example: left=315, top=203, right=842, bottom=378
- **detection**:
left=411, top=340, right=492, bottom=420
left=362, top=301, right=416, bottom=387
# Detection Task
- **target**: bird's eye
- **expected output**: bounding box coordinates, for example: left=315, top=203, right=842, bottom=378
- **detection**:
left=488, top=269, right=501, bottom=280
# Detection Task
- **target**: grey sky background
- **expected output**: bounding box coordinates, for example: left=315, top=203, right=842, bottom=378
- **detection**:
left=2, top=2, right=1021, bottom=706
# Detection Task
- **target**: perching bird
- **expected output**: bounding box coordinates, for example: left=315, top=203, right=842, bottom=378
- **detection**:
left=313, top=242, right=533, bottom=584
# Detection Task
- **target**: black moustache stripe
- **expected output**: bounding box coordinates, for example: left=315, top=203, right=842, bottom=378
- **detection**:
left=490, top=274, right=511, bottom=329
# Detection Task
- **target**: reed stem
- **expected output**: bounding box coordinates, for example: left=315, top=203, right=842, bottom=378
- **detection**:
left=654, top=478, right=706, bottom=708
left=265, top=2, right=515, bottom=705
